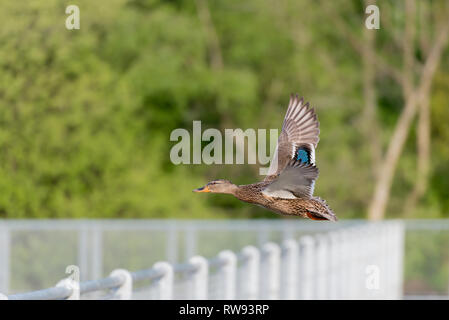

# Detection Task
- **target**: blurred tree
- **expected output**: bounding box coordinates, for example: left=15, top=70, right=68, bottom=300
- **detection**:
left=319, top=0, right=449, bottom=220
left=368, top=0, right=449, bottom=220
left=0, top=0, right=448, bottom=220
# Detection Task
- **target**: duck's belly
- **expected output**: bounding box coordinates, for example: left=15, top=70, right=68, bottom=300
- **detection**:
left=262, top=198, right=309, bottom=217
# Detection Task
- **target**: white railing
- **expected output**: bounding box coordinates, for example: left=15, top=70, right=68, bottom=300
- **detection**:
left=0, top=221, right=404, bottom=300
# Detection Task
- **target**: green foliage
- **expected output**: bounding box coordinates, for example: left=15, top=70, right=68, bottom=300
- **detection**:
left=0, top=0, right=448, bottom=221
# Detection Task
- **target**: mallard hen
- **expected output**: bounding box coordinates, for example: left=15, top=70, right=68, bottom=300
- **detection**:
left=194, top=94, right=337, bottom=221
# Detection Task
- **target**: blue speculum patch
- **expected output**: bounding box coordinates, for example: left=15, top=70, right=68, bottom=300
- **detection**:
left=296, top=148, right=309, bottom=164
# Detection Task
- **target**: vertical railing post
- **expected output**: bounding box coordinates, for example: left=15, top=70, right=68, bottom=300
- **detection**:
left=354, top=226, right=366, bottom=299
left=342, top=227, right=352, bottom=299
left=109, top=269, right=133, bottom=300
left=360, top=225, right=368, bottom=299
left=153, top=262, right=174, bottom=300
left=375, top=223, right=388, bottom=299
left=217, top=250, right=237, bottom=299
left=391, top=221, right=404, bottom=299
left=260, top=242, right=281, bottom=300
left=363, top=224, right=378, bottom=299
left=315, top=234, right=329, bottom=299
left=338, top=229, right=349, bottom=299
left=240, top=246, right=260, bottom=300
left=346, top=227, right=359, bottom=299
left=379, top=222, right=389, bottom=299
left=56, top=277, right=80, bottom=300
left=78, top=227, right=89, bottom=281
left=397, top=221, right=405, bottom=299
left=257, top=226, right=269, bottom=247
left=185, top=226, right=197, bottom=261
left=385, top=222, right=395, bottom=299
left=0, top=224, right=10, bottom=295
left=327, top=231, right=341, bottom=300
left=280, top=239, right=298, bottom=300
left=376, top=223, right=385, bottom=299
left=298, top=236, right=315, bottom=300
left=166, top=224, right=178, bottom=263
left=91, top=227, right=103, bottom=280
left=188, top=256, right=208, bottom=300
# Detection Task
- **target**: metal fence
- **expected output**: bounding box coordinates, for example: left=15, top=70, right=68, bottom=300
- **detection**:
left=0, top=220, right=404, bottom=300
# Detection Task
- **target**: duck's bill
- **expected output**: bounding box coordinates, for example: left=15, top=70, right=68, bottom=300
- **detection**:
left=193, top=186, right=210, bottom=193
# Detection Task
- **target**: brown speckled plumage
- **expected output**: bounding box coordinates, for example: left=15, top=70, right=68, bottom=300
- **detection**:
left=194, top=94, right=337, bottom=222
left=233, top=182, right=336, bottom=221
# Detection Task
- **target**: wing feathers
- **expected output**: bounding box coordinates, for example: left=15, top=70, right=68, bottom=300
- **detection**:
left=263, top=159, right=319, bottom=199
left=282, top=95, right=320, bottom=148
left=265, top=93, right=320, bottom=180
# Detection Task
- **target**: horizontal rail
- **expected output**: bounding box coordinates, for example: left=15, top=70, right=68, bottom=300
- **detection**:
left=173, top=262, right=198, bottom=274
left=6, top=254, right=222, bottom=299
left=8, top=286, right=72, bottom=300
left=80, top=275, right=125, bottom=294
left=0, top=219, right=365, bottom=231
left=208, top=256, right=227, bottom=268
left=0, top=218, right=439, bottom=234
left=131, top=268, right=165, bottom=283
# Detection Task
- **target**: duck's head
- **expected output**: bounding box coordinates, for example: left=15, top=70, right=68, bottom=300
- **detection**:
left=193, top=179, right=237, bottom=194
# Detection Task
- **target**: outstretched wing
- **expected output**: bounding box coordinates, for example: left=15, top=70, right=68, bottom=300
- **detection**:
left=262, top=159, right=319, bottom=199
left=265, top=94, right=320, bottom=181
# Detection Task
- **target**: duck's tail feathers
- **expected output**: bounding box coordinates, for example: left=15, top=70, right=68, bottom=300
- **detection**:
left=311, top=197, right=338, bottom=222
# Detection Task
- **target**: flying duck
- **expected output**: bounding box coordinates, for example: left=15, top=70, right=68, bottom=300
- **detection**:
left=194, top=94, right=337, bottom=221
